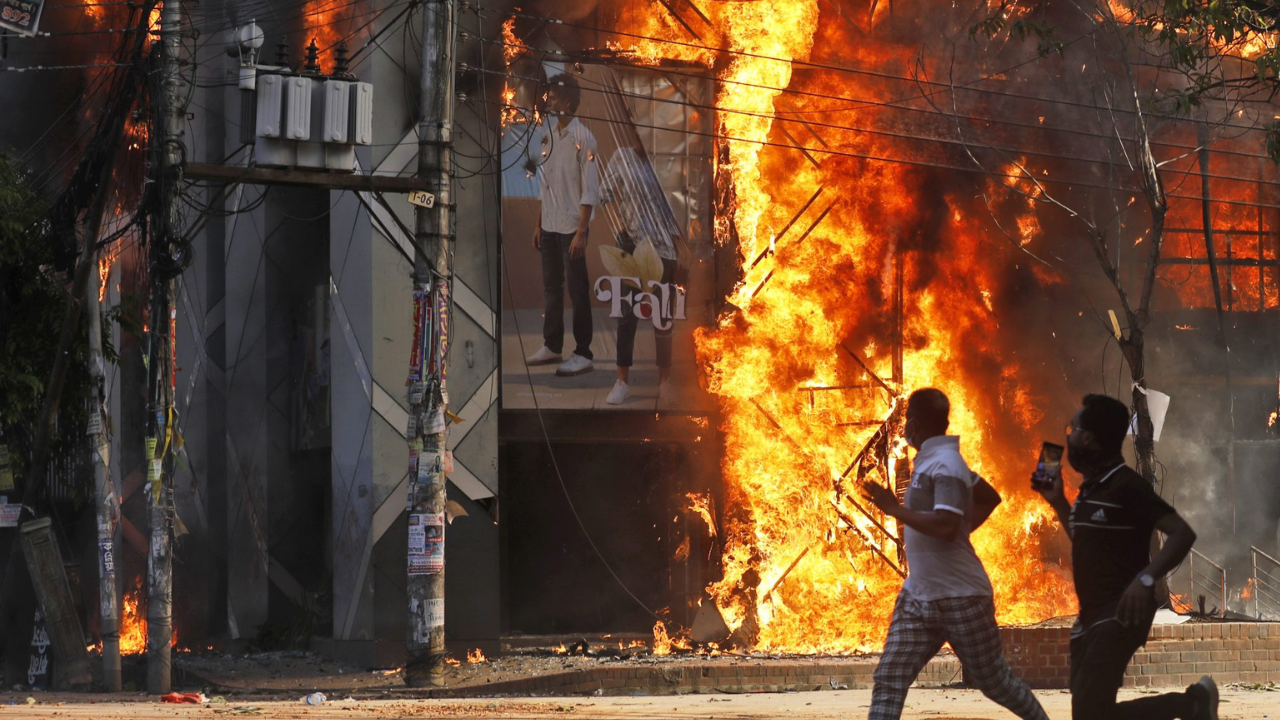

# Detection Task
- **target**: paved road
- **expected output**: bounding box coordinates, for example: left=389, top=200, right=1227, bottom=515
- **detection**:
left=0, top=687, right=1275, bottom=718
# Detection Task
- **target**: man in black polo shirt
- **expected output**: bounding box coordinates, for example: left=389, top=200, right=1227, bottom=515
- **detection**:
left=1033, top=394, right=1218, bottom=720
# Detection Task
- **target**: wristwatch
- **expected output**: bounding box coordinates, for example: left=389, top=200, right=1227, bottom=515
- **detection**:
left=1138, top=573, right=1155, bottom=588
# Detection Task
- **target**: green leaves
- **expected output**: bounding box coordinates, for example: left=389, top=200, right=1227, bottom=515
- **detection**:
left=0, top=152, right=91, bottom=488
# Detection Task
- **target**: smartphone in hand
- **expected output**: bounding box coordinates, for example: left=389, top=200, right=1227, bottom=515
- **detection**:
left=1032, top=442, right=1064, bottom=491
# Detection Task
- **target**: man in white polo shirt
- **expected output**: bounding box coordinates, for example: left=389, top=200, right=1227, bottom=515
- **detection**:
left=862, top=388, right=1048, bottom=720
left=525, top=73, right=599, bottom=377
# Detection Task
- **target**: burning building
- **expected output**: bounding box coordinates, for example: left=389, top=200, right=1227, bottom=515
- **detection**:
left=2, top=0, right=1279, bottom=681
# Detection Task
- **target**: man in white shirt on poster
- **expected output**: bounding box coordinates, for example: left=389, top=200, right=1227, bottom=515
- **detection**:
left=525, top=73, right=599, bottom=377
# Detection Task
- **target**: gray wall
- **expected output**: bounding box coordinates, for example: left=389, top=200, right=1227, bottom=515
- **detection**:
left=172, top=0, right=500, bottom=654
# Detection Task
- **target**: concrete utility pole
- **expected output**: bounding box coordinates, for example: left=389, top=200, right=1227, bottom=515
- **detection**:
left=88, top=262, right=121, bottom=692
left=146, top=0, right=189, bottom=694
left=405, top=0, right=456, bottom=688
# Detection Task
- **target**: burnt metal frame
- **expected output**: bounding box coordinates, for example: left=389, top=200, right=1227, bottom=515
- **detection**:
left=1175, top=547, right=1227, bottom=618
left=1251, top=545, right=1280, bottom=620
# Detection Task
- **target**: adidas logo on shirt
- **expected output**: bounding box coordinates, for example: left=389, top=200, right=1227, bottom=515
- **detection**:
left=1091, top=508, right=1107, bottom=523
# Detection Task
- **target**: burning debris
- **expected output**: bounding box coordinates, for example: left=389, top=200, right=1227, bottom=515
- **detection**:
left=602, top=0, right=1078, bottom=653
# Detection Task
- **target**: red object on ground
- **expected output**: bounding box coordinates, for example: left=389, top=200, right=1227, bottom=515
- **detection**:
left=159, top=693, right=204, bottom=704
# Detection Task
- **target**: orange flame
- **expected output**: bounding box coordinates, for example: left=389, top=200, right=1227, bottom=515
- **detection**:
left=686, top=492, right=716, bottom=538
left=501, top=15, right=531, bottom=126
left=119, top=583, right=147, bottom=655
left=614, top=0, right=1077, bottom=654
left=651, top=620, right=690, bottom=656
left=466, top=648, right=487, bottom=663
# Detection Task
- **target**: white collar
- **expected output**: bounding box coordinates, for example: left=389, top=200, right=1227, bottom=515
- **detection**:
left=1092, top=463, right=1126, bottom=486
left=916, top=435, right=959, bottom=458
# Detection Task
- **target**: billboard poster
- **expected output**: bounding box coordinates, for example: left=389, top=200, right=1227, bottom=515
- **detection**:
left=501, top=63, right=717, bottom=413
left=0, top=0, right=46, bottom=37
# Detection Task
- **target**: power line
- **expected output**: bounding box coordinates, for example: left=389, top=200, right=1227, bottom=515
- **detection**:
left=479, top=64, right=1280, bottom=193
left=477, top=33, right=1279, bottom=165
left=489, top=5, right=1274, bottom=137
left=478, top=96, right=1280, bottom=213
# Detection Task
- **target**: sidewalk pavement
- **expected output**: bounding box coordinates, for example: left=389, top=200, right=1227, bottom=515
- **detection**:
left=0, top=686, right=1274, bottom=719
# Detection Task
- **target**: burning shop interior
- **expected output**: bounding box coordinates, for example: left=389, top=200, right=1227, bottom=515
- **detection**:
left=495, top=0, right=1280, bottom=654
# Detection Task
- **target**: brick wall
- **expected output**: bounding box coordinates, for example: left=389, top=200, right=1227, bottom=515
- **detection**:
left=417, top=623, right=1280, bottom=697
left=1002, top=622, right=1280, bottom=689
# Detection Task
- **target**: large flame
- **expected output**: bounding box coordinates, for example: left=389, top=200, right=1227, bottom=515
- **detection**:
left=615, top=1, right=1076, bottom=652
left=119, top=583, right=147, bottom=655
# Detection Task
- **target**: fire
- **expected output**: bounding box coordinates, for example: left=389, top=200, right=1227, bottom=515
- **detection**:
left=1242, top=578, right=1256, bottom=600
left=612, top=0, right=1077, bottom=653
left=651, top=620, right=690, bottom=656
left=1269, top=375, right=1279, bottom=429
left=148, top=5, right=162, bottom=39
left=302, top=0, right=359, bottom=73
left=466, top=648, right=488, bottom=663
left=119, top=583, right=147, bottom=655
left=686, top=492, right=716, bottom=537
left=500, top=15, right=537, bottom=126
left=501, top=15, right=522, bottom=65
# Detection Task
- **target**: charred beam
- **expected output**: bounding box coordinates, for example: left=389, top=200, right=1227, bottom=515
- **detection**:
left=751, top=186, right=824, bottom=269
left=831, top=502, right=906, bottom=578
left=762, top=546, right=811, bottom=599
left=749, top=201, right=836, bottom=297
left=838, top=494, right=904, bottom=554
left=777, top=124, right=820, bottom=168
left=654, top=0, right=702, bottom=41
left=839, top=342, right=896, bottom=395
left=840, top=415, right=893, bottom=479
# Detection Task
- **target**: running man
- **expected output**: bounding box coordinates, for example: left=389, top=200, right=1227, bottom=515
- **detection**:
left=862, top=388, right=1049, bottom=720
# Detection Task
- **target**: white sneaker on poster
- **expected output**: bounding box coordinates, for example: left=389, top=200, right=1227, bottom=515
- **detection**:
left=606, top=380, right=630, bottom=405
left=526, top=346, right=562, bottom=366
left=658, top=381, right=674, bottom=403
left=555, top=354, right=594, bottom=376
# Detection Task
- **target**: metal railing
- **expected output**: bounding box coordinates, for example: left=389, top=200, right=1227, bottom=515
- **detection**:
left=1176, top=548, right=1227, bottom=617
left=1251, top=546, right=1280, bottom=620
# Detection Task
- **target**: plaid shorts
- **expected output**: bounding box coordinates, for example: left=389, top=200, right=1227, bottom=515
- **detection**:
left=869, top=589, right=1048, bottom=720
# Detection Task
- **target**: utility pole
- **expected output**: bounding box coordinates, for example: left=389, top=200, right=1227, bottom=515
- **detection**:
left=88, top=260, right=121, bottom=692
left=146, top=0, right=189, bottom=694
left=405, top=0, right=456, bottom=688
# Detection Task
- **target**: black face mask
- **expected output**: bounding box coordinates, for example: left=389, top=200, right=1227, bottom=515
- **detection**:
left=1066, top=441, right=1110, bottom=474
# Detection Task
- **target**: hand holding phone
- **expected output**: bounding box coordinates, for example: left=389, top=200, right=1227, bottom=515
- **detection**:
left=1031, top=442, right=1065, bottom=501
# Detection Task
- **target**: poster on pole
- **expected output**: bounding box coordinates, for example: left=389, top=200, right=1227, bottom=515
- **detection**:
left=0, top=0, right=47, bottom=37
left=407, top=513, right=444, bottom=576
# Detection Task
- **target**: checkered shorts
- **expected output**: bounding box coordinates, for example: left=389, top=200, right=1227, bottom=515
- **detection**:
left=868, top=589, right=1048, bottom=720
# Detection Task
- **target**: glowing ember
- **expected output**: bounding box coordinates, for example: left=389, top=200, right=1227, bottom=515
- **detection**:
left=1270, top=376, right=1280, bottom=430
left=466, top=648, right=488, bottom=663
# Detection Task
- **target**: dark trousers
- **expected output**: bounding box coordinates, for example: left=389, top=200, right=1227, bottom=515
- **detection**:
left=616, top=256, right=678, bottom=369
left=540, top=230, right=593, bottom=360
left=1070, top=619, right=1193, bottom=720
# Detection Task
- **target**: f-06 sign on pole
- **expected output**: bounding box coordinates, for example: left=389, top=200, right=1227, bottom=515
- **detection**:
left=0, top=0, right=46, bottom=36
